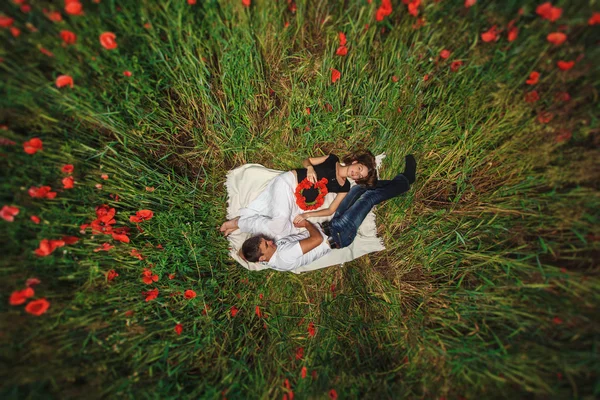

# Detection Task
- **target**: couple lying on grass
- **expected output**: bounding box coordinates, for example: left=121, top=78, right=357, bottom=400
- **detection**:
left=219, top=151, right=417, bottom=272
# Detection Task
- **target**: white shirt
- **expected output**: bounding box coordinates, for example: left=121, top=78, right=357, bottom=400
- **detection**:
left=268, top=230, right=331, bottom=272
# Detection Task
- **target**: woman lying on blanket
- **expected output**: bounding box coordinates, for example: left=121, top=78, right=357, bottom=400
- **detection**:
left=219, top=151, right=377, bottom=239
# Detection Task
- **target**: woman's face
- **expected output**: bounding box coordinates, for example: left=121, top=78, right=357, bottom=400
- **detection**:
left=348, top=162, right=369, bottom=180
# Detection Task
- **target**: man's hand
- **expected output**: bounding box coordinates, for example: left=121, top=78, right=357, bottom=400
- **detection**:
left=294, top=218, right=309, bottom=228
left=219, top=217, right=239, bottom=237
left=296, top=219, right=324, bottom=254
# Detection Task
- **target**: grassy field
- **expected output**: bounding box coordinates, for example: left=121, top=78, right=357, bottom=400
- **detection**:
left=1, top=0, right=599, bottom=398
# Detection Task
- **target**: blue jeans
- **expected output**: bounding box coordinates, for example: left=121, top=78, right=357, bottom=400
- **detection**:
left=329, top=174, right=411, bottom=248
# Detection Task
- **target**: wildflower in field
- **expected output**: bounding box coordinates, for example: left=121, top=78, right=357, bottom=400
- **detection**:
left=295, top=347, right=304, bottom=360
left=44, top=10, right=63, bottom=22
left=130, top=209, right=154, bottom=223
left=255, top=305, right=261, bottom=317
left=94, top=243, right=114, bottom=252
left=547, top=32, right=566, bottom=45
left=301, top=366, right=307, bottom=378
left=481, top=26, right=498, bottom=42
left=1, top=205, right=19, bottom=222
left=30, top=215, right=41, bottom=224
left=555, top=92, right=570, bottom=102
left=331, top=68, right=341, bottom=83
left=590, top=12, right=600, bottom=25
left=35, top=239, right=65, bottom=256
left=0, top=16, right=14, bottom=28
left=375, top=0, right=392, bottom=21
left=9, top=287, right=34, bottom=305
left=106, top=269, right=119, bottom=281
left=524, top=91, right=539, bottom=103
left=25, top=298, right=50, bottom=316
left=450, top=60, right=463, bottom=72
left=95, top=184, right=103, bottom=189
left=61, top=164, right=74, bottom=174
left=406, top=0, right=421, bottom=17
left=100, top=173, right=108, bottom=179
left=423, top=74, right=430, bottom=81
left=142, top=268, right=159, bottom=284
left=525, top=71, right=540, bottom=85
left=62, top=176, right=74, bottom=189
left=10, top=27, right=20, bottom=37
left=145, top=186, right=155, bottom=192
left=507, top=26, right=518, bottom=42
left=56, top=75, right=74, bottom=89
left=187, top=0, right=197, bottom=5
left=557, top=60, right=574, bottom=71
left=28, top=186, right=57, bottom=199
left=440, top=49, right=450, bottom=59
left=20, top=4, right=31, bottom=13
left=464, top=0, right=476, bottom=8
left=230, top=306, right=239, bottom=317
left=537, top=111, right=554, bottom=124
left=26, top=278, right=41, bottom=287
left=336, top=45, right=347, bottom=56
left=242, top=0, right=251, bottom=7
left=111, top=231, right=130, bottom=243
left=91, top=207, right=116, bottom=233
left=143, top=288, right=159, bottom=301
left=39, top=47, right=54, bottom=57
left=552, top=316, right=563, bottom=325
left=308, top=321, right=315, bottom=337
left=131, top=249, right=144, bottom=260
left=123, top=70, right=132, bottom=77
left=62, top=236, right=79, bottom=245
left=201, top=304, right=210, bottom=315
left=329, top=389, right=338, bottom=400
left=60, top=30, right=77, bottom=45
left=23, top=137, right=43, bottom=154
left=184, top=289, right=196, bottom=299
left=174, top=323, right=183, bottom=335
left=536, top=2, right=562, bottom=22
left=555, top=130, right=572, bottom=143
left=99, top=32, right=118, bottom=50
left=65, top=1, right=83, bottom=16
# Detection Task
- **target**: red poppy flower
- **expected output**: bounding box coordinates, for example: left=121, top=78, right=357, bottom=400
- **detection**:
left=335, top=45, right=348, bottom=56
left=338, top=32, right=347, bottom=46
left=590, top=12, right=600, bottom=25
left=0, top=16, right=14, bottom=28
left=143, top=288, right=159, bottom=301
left=524, top=91, right=539, bottom=103
left=142, top=268, right=159, bottom=284
left=375, top=0, right=392, bottom=21
left=184, top=289, right=197, bottom=299
left=10, top=27, right=20, bottom=37
left=481, top=26, right=498, bottom=42
left=21, top=4, right=31, bottom=13
left=25, top=298, right=50, bottom=316
left=295, top=347, right=304, bottom=360
left=331, top=68, right=341, bottom=83
left=230, top=306, right=239, bottom=317
left=30, top=215, right=41, bottom=224
left=547, top=32, right=566, bottom=45
left=29, top=186, right=57, bottom=199
left=407, top=0, right=420, bottom=17
left=168, top=273, right=175, bottom=280
left=450, top=60, right=463, bottom=72
left=123, top=70, right=132, bottom=77
left=62, top=176, right=74, bottom=189
left=464, top=0, right=476, bottom=7
left=536, top=3, right=562, bottom=22
left=62, top=235, right=79, bottom=245
left=308, top=321, right=316, bottom=337
left=423, top=74, right=430, bottom=81
left=301, top=366, right=307, bottom=379
left=26, top=277, right=41, bottom=287
left=65, top=1, right=83, bottom=15
left=557, top=60, right=574, bottom=71
left=552, top=316, right=563, bottom=325
left=9, top=287, right=34, bottom=305
left=507, top=26, right=518, bottom=42
left=188, top=0, right=197, bottom=4
left=39, top=47, right=54, bottom=57
left=34, top=239, right=65, bottom=257
left=111, top=232, right=130, bottom=243
left=56, top=75, right=74, bottom=89
left=242, top=0, right=251, bottom=7
left=329, top=389, right=338, bottom=400
left=255, top=305, right=262, bottom=317
left=23, top=137, right=43, bottom=154
left=555, top=92, right=570, bottom=102
left=555, top=130, right=572, bottom=143
left=130, top=248, right=144, bottom=260
left=124, top=310, right=134, bottom=316
left=61, top=164, right=74, bottom=174
left=1, top=205, right=19, bottom=222
left=129, top=209, right=154, bottom=223
left=525, top=71, right=540, bottom=85
left=537, top=111, right=554, bottom=124
left=94, top=243, right=114, bottom=252
left=99, top=32, right=117, bottom=50
left=440, top=49, right=450, bottom=59
left=60, top=30, right=77, bottom=45
left=174, top=323, right=183, bottom=335
left=106, top=269, right=118, bottom=281
left=45, top=10, right=62, bottom=22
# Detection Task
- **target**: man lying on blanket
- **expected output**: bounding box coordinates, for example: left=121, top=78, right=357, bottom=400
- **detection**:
left=222, top=155, right=417, bottom=272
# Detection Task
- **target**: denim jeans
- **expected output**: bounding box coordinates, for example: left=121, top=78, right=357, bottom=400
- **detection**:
left=329, top=174, right=411, bottom=248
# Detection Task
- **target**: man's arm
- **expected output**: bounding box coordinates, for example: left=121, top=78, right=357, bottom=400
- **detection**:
left=294, top=219, right=324, bottom=255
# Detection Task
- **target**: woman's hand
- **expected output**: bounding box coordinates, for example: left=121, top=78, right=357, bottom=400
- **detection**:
left=294, top=213, right=310, bottom=224
left=306, top=166, right=317, bottom=183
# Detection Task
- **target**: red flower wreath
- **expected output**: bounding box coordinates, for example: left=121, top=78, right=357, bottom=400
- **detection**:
left=295, top=178, right=328, bottom=210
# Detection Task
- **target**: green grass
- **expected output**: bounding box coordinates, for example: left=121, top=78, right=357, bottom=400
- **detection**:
left=1, top=0, right=599, bottom=398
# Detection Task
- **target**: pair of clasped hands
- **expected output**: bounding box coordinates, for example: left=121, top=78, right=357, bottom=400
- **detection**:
left=293, top=166, right=318, bottom=225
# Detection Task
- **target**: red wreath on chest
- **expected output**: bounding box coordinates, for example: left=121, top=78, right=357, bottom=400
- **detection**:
left=295, top=177, right=329, bottom=210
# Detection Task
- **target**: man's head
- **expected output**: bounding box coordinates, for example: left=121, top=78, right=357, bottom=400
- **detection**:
left=241, top=234, right=277, bottom=262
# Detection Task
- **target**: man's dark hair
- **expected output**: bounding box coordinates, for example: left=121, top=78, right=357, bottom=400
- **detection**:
left=242, top=234, right=273, bottom=262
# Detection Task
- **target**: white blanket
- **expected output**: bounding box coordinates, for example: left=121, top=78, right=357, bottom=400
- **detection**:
left=224, top=158, right=386, bottom=274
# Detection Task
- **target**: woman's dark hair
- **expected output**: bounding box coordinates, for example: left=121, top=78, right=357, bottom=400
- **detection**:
left=342, top=150, right=378, bottom=187
left=242, top=234, right=273, bottom=262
